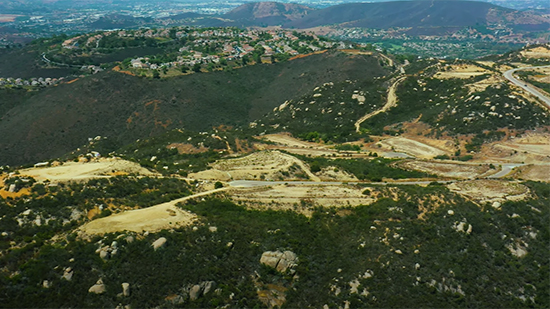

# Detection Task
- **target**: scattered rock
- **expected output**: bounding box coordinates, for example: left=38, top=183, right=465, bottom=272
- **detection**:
left=99, top=249, right=110, bottom=260
left=492, top=201, right=502, bottom=209
left=125, top=236, right=134, bottom=243
left=89, top=279, right=106, bottom=294
left=395, top=249, right=403, bottom=254
left=226, top=242, right=233, bottom=248
left=414, top=249, right=420, bottom=254
left=415, top=263, right=420, bottom=270
left=208, top=226, right=218, bottom=232
left=447, top=210, right=454, bottom=215
left=152, top=237, right=167, bottom=251
left=122, top=282, right=130, bottom=297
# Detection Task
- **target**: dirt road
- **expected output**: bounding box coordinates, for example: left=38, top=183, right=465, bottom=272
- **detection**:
left=355, top=76, right=405, bottom=132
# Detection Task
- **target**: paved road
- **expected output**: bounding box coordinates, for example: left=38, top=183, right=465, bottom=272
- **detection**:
left=503, top=65, right=550, bottom=109
left=486, top=163, right=526, bottom=179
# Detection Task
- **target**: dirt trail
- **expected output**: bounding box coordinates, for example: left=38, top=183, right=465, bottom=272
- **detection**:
left=78, top=187, right=229, bottom=236
left=355, top=76, right=405, bottom=132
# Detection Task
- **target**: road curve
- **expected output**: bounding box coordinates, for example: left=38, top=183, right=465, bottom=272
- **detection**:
left=503, top=65, right=550, bottom=109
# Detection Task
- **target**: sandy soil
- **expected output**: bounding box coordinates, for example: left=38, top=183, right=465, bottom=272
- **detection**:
left=377, top=137, right=448, bottom=158
left=78, top=188, right=228, bottom=237
left=447, top=180, right=530, bottom=203
left=18, top=158, right=156, bottom=182
left=189, top=150, right=320, bottom=182
left=230, top=184, right=376, bottom=216
left=399, top=160, right=490, bottom=179
left=511, top=164, right=550, bottom=182
left=78, top=203, right=197, bottom=237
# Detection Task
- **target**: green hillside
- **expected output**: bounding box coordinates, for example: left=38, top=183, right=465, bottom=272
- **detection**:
left=0, top=51, right=388, bottom=166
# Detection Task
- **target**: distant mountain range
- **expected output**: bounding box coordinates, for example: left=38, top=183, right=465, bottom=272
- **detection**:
left=72, top=1, right=550, bottom=34
left=224, top=1, right=549, bottom=31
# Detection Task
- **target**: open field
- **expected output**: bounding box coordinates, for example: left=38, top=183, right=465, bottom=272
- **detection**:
left=0, top=15, right=21, bottom=23
left=18, top=158, right=157, bottom=182
left=447, top=180, right=530, bottom=203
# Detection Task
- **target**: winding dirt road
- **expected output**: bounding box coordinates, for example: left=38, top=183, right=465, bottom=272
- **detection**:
left=355, top=76, right=406, bottom=132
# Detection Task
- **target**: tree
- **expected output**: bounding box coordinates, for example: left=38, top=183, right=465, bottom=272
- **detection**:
left=152, top=70, right=160, bottom=79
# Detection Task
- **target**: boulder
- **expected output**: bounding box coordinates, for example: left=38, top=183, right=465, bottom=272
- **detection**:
left=63, top=267, right=73, bottom=281
left=89, top=279, right=106, bottom=294
left=260, top=250, right=298, bottom=273
left=122, top=282, right=130, bottom=297
left=152, top=237, right=167, bottom=251
left=189, top=284, right=201, bottom=301
left=202, top=281, right=216, bottom=295
left=42, top=280, right=52, bottom=288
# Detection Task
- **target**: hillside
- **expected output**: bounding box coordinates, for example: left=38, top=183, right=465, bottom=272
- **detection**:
left=223, top=1, right=314, bottom=26
left=0, top=51, right=388, bottom=166
left=277, top=0, right=549, bottom=33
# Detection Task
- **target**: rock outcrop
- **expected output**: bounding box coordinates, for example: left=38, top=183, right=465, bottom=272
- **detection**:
left=260, top=250, right=298, bottom=273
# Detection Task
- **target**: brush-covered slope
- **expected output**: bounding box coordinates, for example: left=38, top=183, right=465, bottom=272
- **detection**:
left=223, top=1, right=314, bottom=26
left=0, top=51, right=388, bottom=166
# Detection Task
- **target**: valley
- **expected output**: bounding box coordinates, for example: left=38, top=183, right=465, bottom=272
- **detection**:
left=0, top=5, right=549, bottom=308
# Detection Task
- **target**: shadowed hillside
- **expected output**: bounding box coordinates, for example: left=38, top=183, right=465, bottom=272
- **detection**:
left=0, top=51, right=389, bottom=166
left=223, top=1, right=314, bottom=26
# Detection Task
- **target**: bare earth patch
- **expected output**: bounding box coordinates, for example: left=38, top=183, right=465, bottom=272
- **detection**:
left=230, top=184, right=376, bottom=216
left=512, top=164, right=550, bottom=182
left=399, top=161, right=490, bottom=179
left=78, top=203, right=197, bottom=237
left=189, top=150, right=320, bottom=182
left=447, top=180, right=530, bottom=203
left=19, top=158, right=156, bottom=182
left=377, top=137, right=448, bottom=159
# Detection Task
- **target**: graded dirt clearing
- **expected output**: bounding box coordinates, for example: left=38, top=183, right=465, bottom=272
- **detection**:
left=189, top=150, right=320, bottom=182
left=512, top=164, right=550, bottom=182
left=481, top=132, right=550, bottom=163
left=435, top=63, right=491, bottom=79
left=260, top=133, right=326, bottom=148
left=447, top=180, right=530, bottom=203
left=377, top=137, right=448, bottom=159
left=78, top=188, right=228, bottom=237
left=78, top=203, right=197, bottom=237
left=229, top=184, right=376, bottom=216
left=18, top=158, right=156, bottom=182
left=399, top=160, right=491, bottom=179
